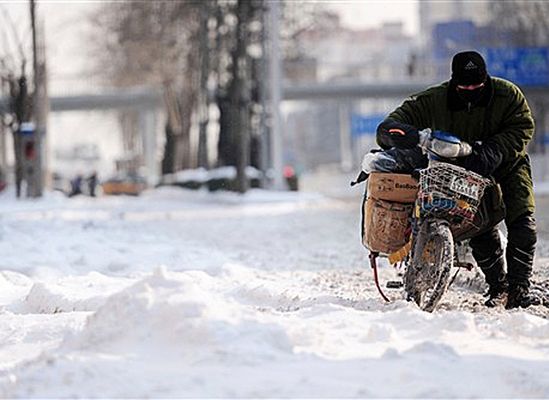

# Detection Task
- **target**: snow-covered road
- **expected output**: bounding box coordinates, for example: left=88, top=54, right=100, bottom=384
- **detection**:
left=1, top=187, right=549, bottom=397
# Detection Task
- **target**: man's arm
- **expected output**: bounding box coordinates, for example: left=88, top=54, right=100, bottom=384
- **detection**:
left=377, top=94, right=429, bottom=149
left=487, top=86, right=535, bottom=162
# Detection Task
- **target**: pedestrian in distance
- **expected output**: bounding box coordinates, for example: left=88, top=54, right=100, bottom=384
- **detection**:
left=69, top=174, right=83, bottom=198
left=87, top=171, right=98, bottom=197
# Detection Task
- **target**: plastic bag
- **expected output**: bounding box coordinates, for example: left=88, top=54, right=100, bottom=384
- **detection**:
left=361, top=147, right=427, bottom=174
left=361, top=152, right=397, bottom=173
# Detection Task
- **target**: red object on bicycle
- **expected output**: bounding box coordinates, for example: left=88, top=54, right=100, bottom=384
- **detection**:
left=388, top=128, right=406, bottom=135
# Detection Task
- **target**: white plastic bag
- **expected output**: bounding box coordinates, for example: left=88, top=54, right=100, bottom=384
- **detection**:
left=361, top=152, right=397, bottom=173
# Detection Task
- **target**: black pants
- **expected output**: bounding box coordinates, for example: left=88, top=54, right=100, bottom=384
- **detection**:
left=470, top=212, right=537, bottom=288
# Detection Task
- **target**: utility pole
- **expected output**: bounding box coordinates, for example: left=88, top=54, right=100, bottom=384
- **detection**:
left=30, top=0, right=37, bottom=91
left=29, top=0, right=47, bottom=197
left=268, top=0, right=285, bottom=190
left=29, top=0, right=39, bottom=197
left=258, top=4, right=269, bottom=188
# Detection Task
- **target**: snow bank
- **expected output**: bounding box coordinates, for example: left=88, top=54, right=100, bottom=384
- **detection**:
left=0, top=271, right=33, bottom=306
left=2, top=186, right=549, bottom=398
left=63, top=267, right=293, bottom=356
left=8, top=272, right=134, bottom=314
left=3, top=265, right=549, bottom=398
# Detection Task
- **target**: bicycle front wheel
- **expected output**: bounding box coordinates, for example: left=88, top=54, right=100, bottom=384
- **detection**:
left=405, top=219, right=454, bottom=312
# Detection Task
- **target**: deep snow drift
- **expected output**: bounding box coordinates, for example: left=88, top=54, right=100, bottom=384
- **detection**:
left=1, top=187, right=549, bottom=398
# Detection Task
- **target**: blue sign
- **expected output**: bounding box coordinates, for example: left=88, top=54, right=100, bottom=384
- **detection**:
left=433, top=21, right=476, bottom=60
left=19, top=122, right=35, bottom=135
left=351, top=113, right=385, bottom=137
left=484, top=47, right=549, bottom=87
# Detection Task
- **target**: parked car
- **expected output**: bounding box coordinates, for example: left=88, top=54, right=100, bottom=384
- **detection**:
left=102, top=174, right=147, bottom=196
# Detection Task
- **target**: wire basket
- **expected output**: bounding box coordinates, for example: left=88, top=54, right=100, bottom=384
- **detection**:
left=418, top=162, right=491, bottom=224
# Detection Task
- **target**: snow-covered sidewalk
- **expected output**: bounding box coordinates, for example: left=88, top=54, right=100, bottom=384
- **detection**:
left=1, top=187, right=549, bottom=398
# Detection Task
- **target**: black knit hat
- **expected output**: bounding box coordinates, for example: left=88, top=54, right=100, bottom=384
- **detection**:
left=451, top=51, right=487, bottom=85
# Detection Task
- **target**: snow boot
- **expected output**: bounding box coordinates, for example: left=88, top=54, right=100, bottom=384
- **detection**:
left=484, top=280, right=508, bottom=308
left=506, top=284, right=541, bottom=309
left=505, top=213, right=538, bottom=309
left=469, top=226, right=507, bottom=307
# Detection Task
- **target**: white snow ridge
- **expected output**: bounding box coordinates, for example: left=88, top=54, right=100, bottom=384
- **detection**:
left=1, top=188, right=549, bottom=397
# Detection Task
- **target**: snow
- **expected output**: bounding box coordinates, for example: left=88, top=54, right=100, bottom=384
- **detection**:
left=163, top=166, right=264, bottom=185
left=1, top=186, right=549, bottom=397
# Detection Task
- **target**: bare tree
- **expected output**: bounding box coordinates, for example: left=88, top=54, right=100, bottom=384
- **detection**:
left=489, top=1, right=549, bottom=46
left=213, top=0, right=332, bottom=190
left=0, top=5, right=34, bottom=197
left=90, top=1, right=201, bottom=174
left=90, top=0, right=329, bottom=192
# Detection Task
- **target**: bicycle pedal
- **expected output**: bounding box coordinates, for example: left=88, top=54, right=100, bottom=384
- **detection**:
left=456, top=262, right=474, bottom=271
left=386, top=280, right=404, bottom=289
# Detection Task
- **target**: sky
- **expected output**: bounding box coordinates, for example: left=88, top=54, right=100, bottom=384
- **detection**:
left=326, top=0, right=419, bottom=35
left=0, top=1, right=97, bottom=92
left=0, top=1, right=421, bottom=90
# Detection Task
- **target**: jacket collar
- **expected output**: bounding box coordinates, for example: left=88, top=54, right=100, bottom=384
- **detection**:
left=447, top=75, right=494, bottom=111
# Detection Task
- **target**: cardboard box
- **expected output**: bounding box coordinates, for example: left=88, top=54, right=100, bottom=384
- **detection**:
left=363, top=197, right=412, bottom=254
left=367, top=172, right=419, bottom=203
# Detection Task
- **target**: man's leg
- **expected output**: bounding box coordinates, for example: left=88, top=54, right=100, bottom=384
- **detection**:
left=505, top=212, right=540, bottom=308
left=499, top=157, right=539, bottom=309
left=469, top=226, right=507, bottom=307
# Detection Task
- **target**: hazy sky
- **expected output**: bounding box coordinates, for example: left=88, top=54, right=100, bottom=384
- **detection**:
left=326, top=0, right=419, bottom=34
left=1, top=1, right=421, bottom=87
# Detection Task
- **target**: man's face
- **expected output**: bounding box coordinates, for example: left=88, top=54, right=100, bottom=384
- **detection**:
left=456, top=82, right=485, bottom=91
left=456, top=81, right=486, bottom=104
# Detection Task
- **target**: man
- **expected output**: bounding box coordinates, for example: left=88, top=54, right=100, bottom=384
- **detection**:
left=376, top=50, right=539, bottom=309
left=87, top=171, right=98, bottom=197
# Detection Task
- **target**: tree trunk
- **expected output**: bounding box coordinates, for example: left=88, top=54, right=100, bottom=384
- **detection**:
left=197, top=0, right=211, bottom=169
left=161, top=123, right=176, bottom=175
left=162, top=82, right=196, bottom=173
left=217, top=94, right=235, bottom=166
left=178, top=83, right=196, bottom=170
left=232, top=0, right=252, bottom=193
left=214, top=1, right=232, bottom=169
left=10, top=75, right=32, bottom=198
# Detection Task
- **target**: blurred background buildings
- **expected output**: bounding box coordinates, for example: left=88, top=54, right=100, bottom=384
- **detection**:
left=283, top=0, right=549, bottom=181
left=0, top=0, right=548, bottom=195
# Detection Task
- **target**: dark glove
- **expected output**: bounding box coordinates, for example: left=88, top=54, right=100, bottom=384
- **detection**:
left=384, top=147, right=428, bottom=173
left=411, top=168, right=421, bottom=181
left=461, top=142, right=503, bottom=177
left=376, top=119, right=419, bottom=149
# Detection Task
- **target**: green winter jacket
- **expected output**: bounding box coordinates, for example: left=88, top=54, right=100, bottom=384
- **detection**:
left=383, top=76, right=535, bottom=222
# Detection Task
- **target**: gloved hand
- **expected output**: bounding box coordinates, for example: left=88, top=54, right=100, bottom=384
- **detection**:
left=385, top=147, right=428, bottom=172
left=461, top=142, right=503, bottom=177
left=376, top=119, right=420, bottom=149
left=411, top=168, right=422, bottom=181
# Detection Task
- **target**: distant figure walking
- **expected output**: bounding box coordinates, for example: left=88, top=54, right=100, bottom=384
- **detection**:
left=87, top=171, right=98, bottom=197
left=69, top=174, right=83, bottom=197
